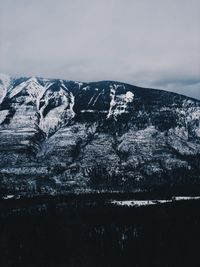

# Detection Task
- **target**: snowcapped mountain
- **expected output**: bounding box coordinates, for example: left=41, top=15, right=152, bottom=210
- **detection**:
left=0, top=74, right=200, bottom=195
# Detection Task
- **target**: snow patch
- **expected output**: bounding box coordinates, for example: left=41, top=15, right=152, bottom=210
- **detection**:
left=110, top=196, right=200, bottom=207
left=0, top=73, right=11, bottom=104
left=75, top=82, right=83, bottom=89
left=82, top=86, right=89, bottom=91
left=173, top=196, right=200, bottom=201
left=107, top=87, right=116, bottom=119
left=0, top=110, right=10, bottom=124
left=107, top=86, right=134, bottom=119
left=3, top=195, right=14, bottom=200
left=38, top=88, right=75, bottom=136
left=9, top=77, right=45, bottom=109
left=111, top=200, right=157, bottom=207
left=124, top=91, right=134, bottom=102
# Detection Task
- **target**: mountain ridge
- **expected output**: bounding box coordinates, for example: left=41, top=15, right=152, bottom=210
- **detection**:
left=1, top=73, right=199, bottom=101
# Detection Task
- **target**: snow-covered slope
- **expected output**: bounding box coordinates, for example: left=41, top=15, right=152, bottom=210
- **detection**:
left=0, top=74, right=200, bottom=195
left=0, top=73, right=11, bottom=105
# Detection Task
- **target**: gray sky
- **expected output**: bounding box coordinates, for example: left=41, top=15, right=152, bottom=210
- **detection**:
left=0, top=0, right=200, bottom=99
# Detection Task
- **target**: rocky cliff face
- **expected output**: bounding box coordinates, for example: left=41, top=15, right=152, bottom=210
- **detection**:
left=0, top=73, right=200, bottom=195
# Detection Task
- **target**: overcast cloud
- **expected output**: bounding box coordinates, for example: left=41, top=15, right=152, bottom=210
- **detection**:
left=0, top=0, right=200, bottom=99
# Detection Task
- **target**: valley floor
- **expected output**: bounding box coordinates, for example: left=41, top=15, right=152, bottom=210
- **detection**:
left=1, top=192, right=200, bottom=266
